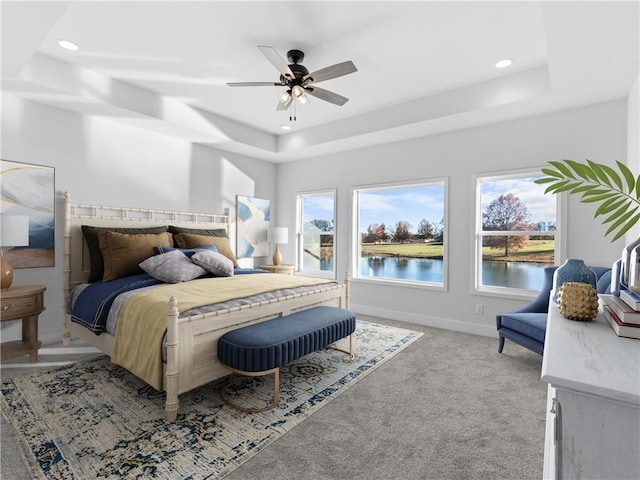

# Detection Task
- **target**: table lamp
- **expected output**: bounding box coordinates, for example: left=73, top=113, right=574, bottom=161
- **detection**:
left=268, top=227, right=288, bottom=266
left=1, top=215, right=29, bottom=289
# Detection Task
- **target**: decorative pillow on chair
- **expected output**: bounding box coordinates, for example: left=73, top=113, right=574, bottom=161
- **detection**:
left=140, top=250, right=207, bottom=283
left=98, top=231, right=173, bottom=281
left=174, top=233, right=239, bottom=267
left=154, top=245, right=219, bottom=258
left=191, top=250, right=235, bottom=277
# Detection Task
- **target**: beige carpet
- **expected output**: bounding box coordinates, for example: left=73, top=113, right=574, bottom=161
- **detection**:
left=1, top=316, right=546, bottom=479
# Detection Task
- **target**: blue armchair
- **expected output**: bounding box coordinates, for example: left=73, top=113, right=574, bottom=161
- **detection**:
left=496, top=265, right=612, bottom=355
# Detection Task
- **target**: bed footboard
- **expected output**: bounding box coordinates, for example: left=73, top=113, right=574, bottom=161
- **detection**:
left=162, top=274, right=350, bottom=421
left=165, top=296, right=180, bottom=421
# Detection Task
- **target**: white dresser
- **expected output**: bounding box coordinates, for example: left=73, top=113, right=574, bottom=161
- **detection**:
left=541, top=301, right=640, bottom=479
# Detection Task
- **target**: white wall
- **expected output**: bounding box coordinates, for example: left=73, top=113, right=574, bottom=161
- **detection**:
left=1, top=95, right=277, bottom=343
left=276, top=100, right=628, bottom=337
left=2, top=95, right=632, bottom=344
left=627, top=72, right=640, bottom=246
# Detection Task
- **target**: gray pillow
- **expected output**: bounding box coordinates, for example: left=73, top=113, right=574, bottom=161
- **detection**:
left=139, top=250, right=206, bottom=283
left=191, top=250, right=234, bottom=277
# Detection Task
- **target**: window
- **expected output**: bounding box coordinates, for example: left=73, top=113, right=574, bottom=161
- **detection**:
left=352, top=179, right=447, bottom=288
left=475, top=169, right=562, bottom=296
left=296, top=190, right=336, bottom=279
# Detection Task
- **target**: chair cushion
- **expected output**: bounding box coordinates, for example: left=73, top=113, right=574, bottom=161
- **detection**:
left=595, top=268, right=612, bottom=294
left=499, top=312, right=547, bottom=344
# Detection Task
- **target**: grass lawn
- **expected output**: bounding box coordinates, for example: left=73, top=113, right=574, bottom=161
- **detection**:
left=361, top=239, right=554, bottom=263
left=361, top=242, right=444, bottom=258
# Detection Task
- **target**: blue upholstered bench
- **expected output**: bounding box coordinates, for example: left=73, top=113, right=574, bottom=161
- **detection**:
left=218, top=305, right=356, bottom=412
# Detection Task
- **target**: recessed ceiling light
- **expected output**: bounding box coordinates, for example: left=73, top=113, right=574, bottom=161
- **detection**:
left=495, top=58, right=513, bottom=69
left=58, top=39, right=79, bottom=51
left=280, top=125, right=291, bottom=130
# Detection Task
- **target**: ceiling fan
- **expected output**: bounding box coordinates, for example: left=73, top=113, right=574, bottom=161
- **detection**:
left=227, top=46, right=357, bottom=117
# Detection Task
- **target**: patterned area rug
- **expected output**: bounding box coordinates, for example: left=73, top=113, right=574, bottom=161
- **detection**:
left=1, top=320, right=421, bottom=479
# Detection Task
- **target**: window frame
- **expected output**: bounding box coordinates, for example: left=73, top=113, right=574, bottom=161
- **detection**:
left=473, top=168, right=565, bottom=300
left=351, top=178, right=449, bottom=291
left=296, top=188, right=337, bottom=280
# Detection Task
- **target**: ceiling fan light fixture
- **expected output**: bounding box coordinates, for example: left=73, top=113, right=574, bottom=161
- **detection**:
left=291, top=85, right=305, bottom=98
left=278, top=90, right=293, bottom=110
left=230, top=46, right=357, bottom=117
left=280, top=91, right=291, bottom=103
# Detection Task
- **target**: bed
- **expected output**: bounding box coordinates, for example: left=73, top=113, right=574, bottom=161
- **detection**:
left=62, top=192, right=349, bottom=420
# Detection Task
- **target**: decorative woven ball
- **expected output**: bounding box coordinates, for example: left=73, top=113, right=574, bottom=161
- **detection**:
left=557, top=282, right=599, bottom=321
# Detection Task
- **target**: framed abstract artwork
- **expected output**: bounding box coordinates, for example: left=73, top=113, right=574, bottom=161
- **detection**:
left=0, top=160, right=55, bottom=268
left=236, top=195, right=270, bottom=258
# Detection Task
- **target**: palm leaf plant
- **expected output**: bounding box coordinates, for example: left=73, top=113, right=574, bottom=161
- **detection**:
left=535, top=159, right=640, bottom=242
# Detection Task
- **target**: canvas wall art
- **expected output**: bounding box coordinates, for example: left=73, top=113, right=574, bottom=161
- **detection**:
left=0, top=160, right=55, bottom=268
left=236, top=195, right=270, bottom=258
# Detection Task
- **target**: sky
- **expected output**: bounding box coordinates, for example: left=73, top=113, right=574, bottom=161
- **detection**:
left=306, top=187, right=444, bottom=234
left=357, top=185, right=445, bottom=233
left=302, top=176, right=554, bottom=234
left=480, top=176, right=556, bottom=224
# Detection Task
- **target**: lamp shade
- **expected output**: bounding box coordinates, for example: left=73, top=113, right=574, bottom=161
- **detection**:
left=1, top=215, right=29, bottom=247
left=268, top=227, right=288, bottom=245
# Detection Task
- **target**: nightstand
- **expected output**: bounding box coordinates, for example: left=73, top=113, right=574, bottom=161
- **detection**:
left=259, top=264, right=295, bottom=275
left=1, top=285, right=46, bottom=363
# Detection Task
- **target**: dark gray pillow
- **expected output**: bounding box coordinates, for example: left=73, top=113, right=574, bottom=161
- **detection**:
left=168, top=226, right=228, bottom=239
left=81, top=225, right=169, bottom=283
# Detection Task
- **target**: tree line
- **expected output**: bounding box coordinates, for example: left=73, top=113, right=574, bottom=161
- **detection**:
left=307, top=192, right=552, bottom=255
left=361, top=219, right=444, bottom=244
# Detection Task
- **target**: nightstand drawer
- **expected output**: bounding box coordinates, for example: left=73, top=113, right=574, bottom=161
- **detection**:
left=0, top=285, right=46, bottom=363
left=1, top=286, right=45, bottom=322
left=1, top=295, right=38, bottom=320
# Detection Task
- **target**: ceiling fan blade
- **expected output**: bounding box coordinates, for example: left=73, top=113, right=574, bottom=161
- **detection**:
left=258, top=45, right=295, bottom=80
left=303, top=60, right=357, bottom=84
left=227, top=82, right=284, bottom=87
left=305, top=86, right=349, bottom=106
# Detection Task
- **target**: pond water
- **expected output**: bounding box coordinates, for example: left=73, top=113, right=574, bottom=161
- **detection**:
left=358, top=257, right=548, bottom=290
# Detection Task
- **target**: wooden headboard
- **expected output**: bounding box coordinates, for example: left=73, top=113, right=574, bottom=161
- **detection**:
left=63, top=191, right=230, bottom=289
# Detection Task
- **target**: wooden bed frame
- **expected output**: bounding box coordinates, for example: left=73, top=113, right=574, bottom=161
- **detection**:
left=62, top=192, right=349, bottom=420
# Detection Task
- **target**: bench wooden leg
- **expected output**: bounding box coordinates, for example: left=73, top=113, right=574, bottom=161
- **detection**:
left=220, top=366, right=280, bottom=413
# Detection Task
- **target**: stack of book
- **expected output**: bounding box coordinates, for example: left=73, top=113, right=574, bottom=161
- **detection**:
left=602, top=288, right=640, bottom=339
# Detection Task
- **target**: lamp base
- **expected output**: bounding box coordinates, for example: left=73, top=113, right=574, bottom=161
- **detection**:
left=273, top=245, right=283, bottom=266
left=1, top=251, right=15, bottom=289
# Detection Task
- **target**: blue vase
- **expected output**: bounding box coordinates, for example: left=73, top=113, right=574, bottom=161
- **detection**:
left=552, top=259, right=597, bottom=303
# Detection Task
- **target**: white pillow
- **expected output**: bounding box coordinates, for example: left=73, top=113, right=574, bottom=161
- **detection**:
left=139, top=250, right=207, bottom=283
left=191, top=250, right=234, bottom=277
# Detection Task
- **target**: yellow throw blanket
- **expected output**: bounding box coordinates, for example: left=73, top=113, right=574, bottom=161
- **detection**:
left=111, top=274, right=336, bottom=389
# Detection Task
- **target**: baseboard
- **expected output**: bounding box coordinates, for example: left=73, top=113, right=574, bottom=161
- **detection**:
left=9, top=311, right=496, bottom=351
left=3, top=331, right=100, bottom=350
left=40, top=330, right=68, bottom=346
left=0, top=346, right=101, bottom=369
left=350, top=303, right=498, bottom=338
